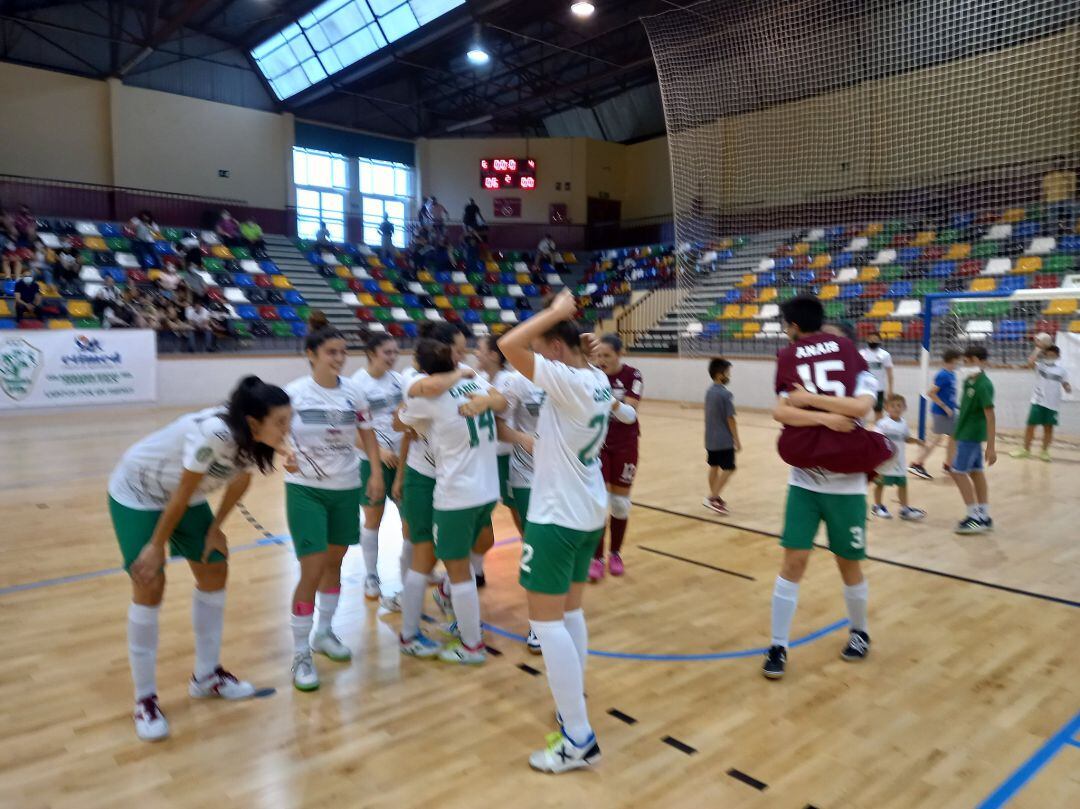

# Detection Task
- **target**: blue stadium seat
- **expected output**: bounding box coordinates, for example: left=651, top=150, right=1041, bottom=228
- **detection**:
left=518, top=309, right=533, bottom=321
left=825, top=226, right=845, bottom=239
left=703, top=322, right=721, bottom=337
left=0, top=319, right=16, bottom=330
left=499, top=296, right=515, bottom=310
left=1012, top=221, right=1039, bottom=240
left=364, top=280, right=381, bottom=294
left=464, top=310, right=480, bottom=324
left=153, top=241, right=174, bottom=255
left=724, top=289, right=741, bottom=303
left=897, top=247, right=921, bottom=263
left=774, top=257, right=794, bottom=270
left=435, top=272, right=453, bottom=284
left=403, top=293, right=420, bottom=308
left=996, top=320, right=1026, bottom=341
left=839, top=284, right=863, bottom=299
left=951, top=212, right=975, bottom=229
left=831, top=253, right=853, bottom=269
left=522, top=284, right=539, bottom=297
left=291, top=321, right=307, bottom=337
left=755, top=272, right=777, bottom=287
left=3, top=280, right=15, bottom=295
left=139, top=253, right=160, bottom=269
left=795, top=270, right=815, bottom=285
left=102, top=267, right=126, bottom=283
left=716, top=249, right=734, bottom=261
left=236, top=305, right=259, bottom=320
left=259, top=261, right=280, bottom=275
left=888, top=281, right=913, bottom=298
left=998, top=275, right=1027, bottom=293
left=233, top=274, right=254, bottom=287
left=930, top=261, right=955, bottom=279
left=99, top=223, right=121, bottom=237
left=1060, top=236, right=1080, bottom=252
left=403, top=323, right=418, bottom=338
left=278, top=306, right=298, bottom=321
left=283, top=290, right=306, bottom=305
left=306, top=251, right=323, bottom=265
left=500, top=272, right=516, bottom=285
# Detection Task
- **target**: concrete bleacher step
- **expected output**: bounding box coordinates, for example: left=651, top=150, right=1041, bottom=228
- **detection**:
left=262, top=236, right=358, bottom=338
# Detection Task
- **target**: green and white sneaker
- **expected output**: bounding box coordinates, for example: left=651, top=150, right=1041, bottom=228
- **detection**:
left=291, top=652, right=319, bottom=692
left=379, top=592, right=402, bottom=612
left=311, top=630, right=351, bottom=662
left=432, top=582, right=454, bottom=618
left=438, top=640, right=486, bottom=665
left=399, top=632, right=442, bottom=659
left=529, top=730, right=601, bottom=774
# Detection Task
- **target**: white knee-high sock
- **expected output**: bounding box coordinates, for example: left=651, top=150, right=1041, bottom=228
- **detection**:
left=469, top=551, right=484, bottom=576
left=400, top=569, right=428, bottom=641
left=290, top=611, right=313, bottom=654
left=770, top=576, right=800, bottom=648
left=361, top=527, right=379, bottom=579
left=399, top=542, right=413, bottom=584
left=531, top=619, right=592, bottom=746
left=192, top=588, right=227, bottom=680
left=843, top=580, right=869, bottom=634
left=562, top=608, right=588, bottom=677
left=449, top=579, right=482, bottom=649
left=128, top=603, right=159, bottom=701
left=315, top=589, right=340, bottom=634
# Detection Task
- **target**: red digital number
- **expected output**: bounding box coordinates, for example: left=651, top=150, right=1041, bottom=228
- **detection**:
left=484, top=176, right=500, bottom=189
left=527, top=159, right=535, bottom=169
left=520, top=176, right=535, bottom=189
left=480, top=159, right=489, bottom=170
left=493, top=159, right=507, bottom=171
left=507, top=159, right=517, bottom=171
left=504, top=174, right=512, bottom=184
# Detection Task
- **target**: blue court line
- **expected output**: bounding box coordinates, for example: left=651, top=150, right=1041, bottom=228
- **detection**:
left=493, top=536, right=521, bottom=548
left=976, top=708, right=1080, bottom=809
left=0, top=535, right=288, bottom=597
left=481, top=617, right=850, bottom=661
left=1067, top=738, right=1080, bottom=749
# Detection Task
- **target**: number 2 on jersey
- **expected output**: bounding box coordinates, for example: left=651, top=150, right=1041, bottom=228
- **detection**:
left=465, top=410, right=495, bottom=447
left=578, top=413, right=609, bottom=465
left=795, top=360, right=848, bottom=396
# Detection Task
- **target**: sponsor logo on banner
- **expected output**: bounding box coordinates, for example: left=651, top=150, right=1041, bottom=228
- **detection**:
left=62, top=335, right=123, bottom=367
left=0, top=338, right=43, bottom=400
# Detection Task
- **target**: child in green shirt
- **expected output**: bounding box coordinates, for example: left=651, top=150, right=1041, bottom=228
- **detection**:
left=950, top=345, right=996, bottom=534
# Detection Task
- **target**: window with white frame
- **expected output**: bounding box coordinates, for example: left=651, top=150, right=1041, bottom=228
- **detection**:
left=358, top=157, right=412, bottom=248
left=294, top=147, right=348, bottom=241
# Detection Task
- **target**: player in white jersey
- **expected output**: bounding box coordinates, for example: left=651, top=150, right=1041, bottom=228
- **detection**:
left=283, top=317, right=384, bottom=692
left=108, top=376, right=291, bottom=741
left=859, top=334, right=894, bottom=418
left=349, top=331, right=405, bottom=600
left=498, top=289, right=610, bottom=773
left=398, top=337, right=506, bottom=664
left=1012, top=342, right=1072, bottom=461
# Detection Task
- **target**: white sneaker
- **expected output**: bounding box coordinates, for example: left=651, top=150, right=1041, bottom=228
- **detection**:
left=438, top=641, right=486, bottom=665
left=427, top=570, right=446, bottom=586
left=400, top=632, right=442, bottom=658
left=133, top=695, right=169, bottom=742
left=526, top=629, right=542, bottom=655
left=899, top=506, right=927, bottom=522
left=379, top=592, right=402, bottom=612
left=188, top=666, right=256, bottom=700
left=311, top=630, right=351, bottom=662
left=529, top=730, right=602, bottom=773
left=363, top=575, right=381, bottom=600
left=292, top=652, right=319, bottom=692
left=432, top=582, right=454, bottom=618
left=870, top=505, right=892, bottom=519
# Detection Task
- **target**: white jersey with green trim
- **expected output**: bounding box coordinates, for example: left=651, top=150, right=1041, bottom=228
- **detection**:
left=483, top=368, right=516, bottom=456
left=500, top=369, right=546, bottom=490
left=351, top=368, right=404, bottom=456
left=283, top=375, right=370, bottom=491
left=400, top=375, right=499, bottom=511
left=399, top=367, right=436, bottom=477
left=1031, top=359, right=1069, bottom=411
left=108, top=408, right=248, bottom=510
left=527, top=355, right=612, bottom=531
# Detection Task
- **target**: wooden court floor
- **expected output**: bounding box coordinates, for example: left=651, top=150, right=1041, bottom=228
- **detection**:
left=2, top=401, right=1078, bottom=809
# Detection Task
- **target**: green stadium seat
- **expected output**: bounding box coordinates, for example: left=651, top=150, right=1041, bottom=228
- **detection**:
left=482, top=310, right=501, bottom=324
left=824, top=301, right=844, bottom=319
left=296, top=306, right=311, bottom=321
left=328, top=278, right=347, bottom=292
left=271, top=321, right=293, bottom=338
left=936, top=228, right=960, bottom=243
left=1044, top=255, right=1076, bottom=274
left=232, top=321, right=252, bottom=338
left=913, top=279, right=941, bottom=296
left=971, top=242, right=997, bottom=259
left=880, top=265, right=905, bottom=281
left=74, top=318, right=100, bottom=329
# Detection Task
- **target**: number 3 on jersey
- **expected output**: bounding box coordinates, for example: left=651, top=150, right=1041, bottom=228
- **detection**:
left=465, top=410, right=496, bottom=447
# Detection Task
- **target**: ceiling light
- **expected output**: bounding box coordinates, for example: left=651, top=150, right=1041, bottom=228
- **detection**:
left=467, top=47, right=490, bottom=64
left=571, top=2, right=595, bottom=17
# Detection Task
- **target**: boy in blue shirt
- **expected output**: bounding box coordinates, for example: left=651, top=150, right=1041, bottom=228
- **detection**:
left=909, top=349, right=960, bottom=479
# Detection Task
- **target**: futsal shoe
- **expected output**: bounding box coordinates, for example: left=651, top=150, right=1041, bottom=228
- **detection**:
left=907, top=463, right=932, bottom=480
left=1039, top=450, right=1052, bottom=462
left=438, top=640, right=486, bottom=665
left=899, top=506, right=926, bottom=521
left=1009, top=448, right=1031, bottom=459
left=379, top=592, right=402, bottom=612
left=703, top=496, right=729, bottom=515
left=526, top=628, right=542, bottom=655
left=475, top=571, right=486, bottom=588
left=363, top=574, right=381, bottom=600
left=133, top=695, right=169, bottom=742
left=762, top=645, right=787, bottom=680
left=441, top=620, right=462, bottom=641
left=188, top=666, right=256, bottom=699
left=292, top=652, right=319, bottom=692
left=529, top=730, right=601, bottom=773
left=608, top=553, right=625, bottom=576
left=980, top=517, right=994, bottom=532
left=400, top=632, right=442, bottom=659
left=841, top=629, right=871, bottom=662
left=588, top=558, right=604, bottom=582
left=870, top=505, right=892, bottom=519
left=311, top=629, right=352, bottom=662
left=955, top=517, right=987, bottom=535
left=432, top=581, right=454, bottom=617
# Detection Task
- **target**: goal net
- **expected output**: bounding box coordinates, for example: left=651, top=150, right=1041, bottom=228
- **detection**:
left=642, top=0, right=1080, bottom=368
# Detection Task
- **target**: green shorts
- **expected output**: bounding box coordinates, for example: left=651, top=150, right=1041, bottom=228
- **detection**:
left=359, top=459, right=396, bottom=506
left=433, top=502, right=496, bottom=561
left=518, top=522, right=604, bottom=595
left=286, top=483, right=361, bottom=558
left=400, top=467, right=436, bottom=544
left=780, top=485, right=868, bottom=561
left=1027, top=404, right=1058, bottom=426
left=497, top=455, right=513, bottom=504
left=109, top=495, right=220, bottom=572
left=875, top=475, right=907, bottom=488
left=511, top=486, right=531, bottom=525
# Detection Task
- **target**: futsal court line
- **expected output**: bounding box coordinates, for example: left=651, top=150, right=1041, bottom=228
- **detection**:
left=976, top=707, right=1080, bottom=809
left=633, top=502, right=1080, bottom=609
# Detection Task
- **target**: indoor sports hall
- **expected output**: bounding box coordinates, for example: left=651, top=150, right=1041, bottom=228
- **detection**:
left=2, top=2, right=1078, bottom=808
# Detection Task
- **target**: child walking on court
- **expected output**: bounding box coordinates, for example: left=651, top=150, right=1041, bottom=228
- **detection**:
left=951, top=345, right=996, bottom=535
left=703, top=358, right=739, bottom=515
left=909, top=349, right=960, bottom=479
left=1010, top=342, right=1071, bottom=462
left=871, top=394, right=926, bottom=521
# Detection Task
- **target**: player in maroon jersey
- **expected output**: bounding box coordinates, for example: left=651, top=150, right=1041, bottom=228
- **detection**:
left=590, top=335, right=642, bottom=580
left=763, top=296, right=890, bottom=681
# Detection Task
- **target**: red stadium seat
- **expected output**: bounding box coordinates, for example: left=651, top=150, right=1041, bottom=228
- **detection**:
left=903, top=320, right=924, bottom=341
left=1034, top=319, right=1059, bottom=336
left=921, top=245, right=946, bottom=261
left=1033, top=274, right=1060, bottom=289
left=387, top=323, right=405, bottom=338
left=863, top=282, right=887, bottom=298
left=814, top=268, right=834, bottom=284
left=356, top=307, right=375, bottom=322
left=444, top=284, right=459, bottom=296
left=856, top=321, right=878, bottom=339
left=792, top=255, right=810, bottom=269
left=957, top=259, right=982, bottom=277
left=348, top=278, right=365, bottom=293
left=259, top=305, right=280, bottom=321
left=443, top=309, right=462, bottom=324
left=469, top=296, right=483, bottom=310
left=369, top=267, right=386, bottom=281
left=375, top=293, right=391, bottom=307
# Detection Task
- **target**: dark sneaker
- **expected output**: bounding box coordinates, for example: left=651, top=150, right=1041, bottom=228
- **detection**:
left=840, top=629, right=871, bottom=661
left=762, top=645, right=787, bottom=679
left=475, top=572, right=486, bottom=588
left=980, top=517, right=994, bottom=532
left=955, top=517, right=987, bottom=535
left=908, top=464, right=932, bottom=480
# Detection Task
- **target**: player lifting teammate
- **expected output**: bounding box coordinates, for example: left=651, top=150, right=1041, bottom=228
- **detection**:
left=109, top=376, right=291, bottom=740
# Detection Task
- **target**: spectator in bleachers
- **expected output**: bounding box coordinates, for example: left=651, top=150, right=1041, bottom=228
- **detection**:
left=418, top=196, right=433, bottom=234
left=13, top=204, right=37, bottom=244
left=14, top=267, right=41, bottom=322
left=461, top=226, right=482, bottom=266
left=379, top=214, right=395, bottom=255
left=216, top=210, right=242, bottom=246
left=102, top=296, right=136, bottom=328
left=156, top=263, right=183, bottom=298
left=30, top=243, right=53, bottom=287
left=184, top=298, right=216, bottom=352
left=429, top=197, right=448, bottom=236
left=0, top=207, right=16, bottom=241
left=207, top=299, right=231, bottom=342
left=536, top=233, right=563, bottom=272
left=93, top=275, right=122, bottom=322
left=54, top=247, right=81, bottom=296
left=160, top=303, right=193, bottom=344
left=240, top=218, right=267, bottom=257
left=315, top=221, right=332, bottom=246
left=177, top=231, right=203, bottom=270
left=129, top=210, right=161, bottom=266
left=1, top=231, right=21, bottom=280
left=463, top=198, right=483, bottom=232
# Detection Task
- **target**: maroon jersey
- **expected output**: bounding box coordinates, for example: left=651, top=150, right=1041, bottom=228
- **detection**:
left=604, top=363, right=643, bottom=449
left=774, top=333, right=893, bottom=474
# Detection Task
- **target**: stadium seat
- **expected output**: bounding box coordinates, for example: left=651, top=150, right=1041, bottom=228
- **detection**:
left=984, top=224, right=1012, bottom=240
left=737, top=274, right=756, bottom=287
left=1043, top=299, right=1078, bottom=316
left=757, top=287, right=777, bottom=303
left=278, top=306, right=298, bottom=321
left=721, top=304, right=741, bottom=319
left=1013, top=256, right=1041, bottom=274
left=866, top=301, right=895, bottom=318
left=1027, top=237, right=1056, bottom=255
left=1044, top=255, right=1076, bottom=274
left=895, top=299, right=922, bottom=318
left=818, top=284, right=839, bottom=301
left=1070, top=320, right=1080, bottom=333
left=930, top=261, right=956, bottom=279
left=965, top=320, right=993, bottom=339
left=835, top=268, right=858, bottom=284
left=871, top=249, right=897, bottom=265
left=945, top=243, right=971, bottom=260
left=858, top=266, right=880, bottom=282
left=839, top=284, right=863, bottom=300
left=957, top=259, right=982, bottom=277
left=236, top=305, right=259, bottom=320
left=66, top=300, right=92, bottom=318
left=756, top=303, right=780, bottom=320
left=970, top=278, right=997, bottom=292
left=983, top=258, right=1012, bottom=275
left=879, top=321, right=902, bottom=339
left=997, top=275, right=1027, bottom=294
left=996, top=320, right=1026, bottom=341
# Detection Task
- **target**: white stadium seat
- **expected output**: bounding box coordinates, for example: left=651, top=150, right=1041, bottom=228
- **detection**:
left=424, top=309, right=443, bottom=321
left=75, top=221, right=100, bottom=236
left=200, top=230, right=220, bottom=245
left=846, top=237, right=869, bottom=251
left=483, top=296, right=500, bottom=310
left=756, top=303, right=780, bottom=319
left=80, top=266, right=102, bottom=282
left=340, top=292, right=361, bottom=306
left=391, top=307, right=410, bottom=321
left=758, top=258, right=776, bottom=271
left=806, top=228, right=825, bottom=241
left=351, top=266, right=371, bottom=280
left=984, top=224, right=1012, bottom=240
left=500, top=310, right=519, bottom=324
left=114, top=252, right=139, bottom=268
left=871, top=249, right=897, bottom=265
left=507, top=284, right=525, bottom=297
left=224, top=288, right=248, bottom=303
left=982, top=258, right=1011, bottom=275
left=452, top=271, right=468, bottom=284
left=895, top=299, right=921, bottom=317
left=1026, top=237, right=1056, bottom=255
left=836, top=268, right=858, bottom=283
left=762, top=321, right=783, bottom=335
left=39, top=233, right=62, bottom=249
left=965, top=320, right=993, bottom=339
left=240, top=260, right=263, bottom=274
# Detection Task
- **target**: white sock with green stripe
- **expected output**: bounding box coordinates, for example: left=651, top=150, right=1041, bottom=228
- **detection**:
left=400, top=570, right=427, bottom=641
left=361, top=527, right=379, bottom=579
left=192, top=588, right=226, bottom=681
left=449, top=579, right=482, bottom=649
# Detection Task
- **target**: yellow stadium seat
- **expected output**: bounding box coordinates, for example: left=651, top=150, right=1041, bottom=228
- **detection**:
left=272, top=276, right=293, bottom=289
left=1014, top=256, right=1042, bottom=274
left=1044, top=299, right=1078, bottom=316
left=460, top=284, right=476, bottom=296
left=40, top=284, right=59, bottom=297
left=491, top=323, right=509, bottom=336
left=862, top=222, right=884, bottom=236
left=791, top=242, right=810, bottom=256
left=148, top=269, right=163, bottom=282
left=66, top=300, right=92, bottom=318
left=83, top=236, right=107, bottom=251
left=880, top=321, right=902, bottom=339
left=434, top=296, right=451, bottom=309
left=867, top=301, right=895, bottom=318
left=945, top=243, right=971, bottom=260
left=858, top=266, right=880, bottom=282
left=334, top=266, right=351, bottom=279
left=48, top=319, right=73, bottom=329
left=377, top=280, right=393, bottom=293
left=911, top=231, right=936, bottom=246
left=1001, top=207, right=1025, bottom=223
left=514, top=273, right=529, bottom=285
left=741, top=322, right=761, bottom=336
left=737, top=274, right=756, bottom=288
left=757, top=287, right=777, bottom=303
left=818, top=284, right=839, bottom=301
left=600, top=260, right=613, bottom=271
left=810, top=253, right=832, bottom=268
left=368, top=256, right=383, bottom=269
left=562, top=252, right=576, bottom=263
left=359, top=293, right=377, bottom=307
left=0, top=300, right=11, bottom=317
left=970, top=278, right=997, bottom=292
left=485, top=261, right=499, bottom=272
left=418, top=271, right=434, bottom=283
left=1070, top=320, right=1080, bottom=333
left=741, top=304, right=759, bottom=319
left=212, top=245, right=233, bottom=259
left=716, top=238, right=733, bottom=250
left=721, top=304, right=741, bottom=319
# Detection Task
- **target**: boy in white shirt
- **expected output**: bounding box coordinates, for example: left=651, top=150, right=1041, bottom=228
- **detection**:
left=860, top=334, right=894, bottom=418
left=871, top=394, right=926, bottom=521
left=1011, top=343, right=1072, bottom=462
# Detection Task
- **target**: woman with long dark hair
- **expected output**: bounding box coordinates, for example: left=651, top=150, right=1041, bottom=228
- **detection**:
left=109, top=376, right=291, bottom=742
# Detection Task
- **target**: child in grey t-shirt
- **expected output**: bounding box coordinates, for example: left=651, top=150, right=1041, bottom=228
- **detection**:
left=704, top=358, right=739, bottom=515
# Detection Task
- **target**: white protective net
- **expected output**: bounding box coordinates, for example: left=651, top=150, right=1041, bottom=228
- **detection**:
left=642, top=0, right=1080, bottom=364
